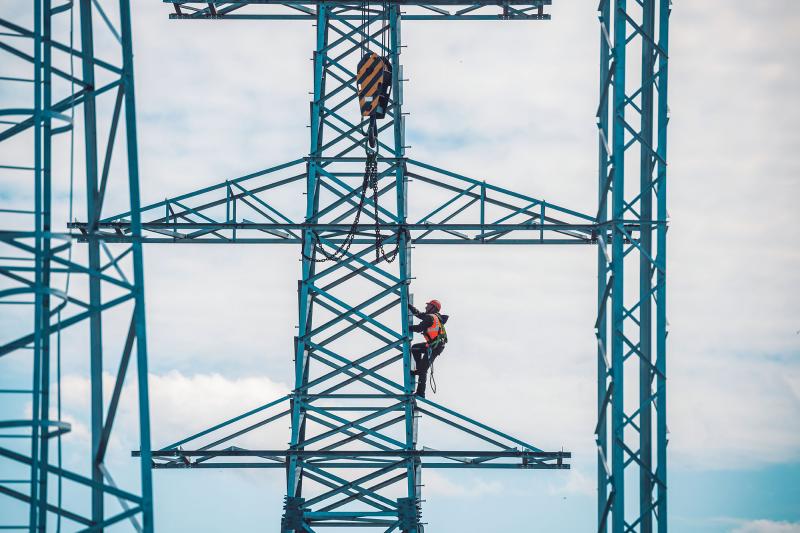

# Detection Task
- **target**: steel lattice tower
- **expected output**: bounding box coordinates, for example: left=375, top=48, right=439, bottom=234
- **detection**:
left=0, top=0, right=671, bottom=531
left=0, top=1, right=153, bottom=531
left=596, top=1, right=670, bottom=531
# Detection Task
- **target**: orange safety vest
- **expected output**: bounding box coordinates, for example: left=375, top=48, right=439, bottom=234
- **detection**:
left=423, top=314, right=445, bottom=345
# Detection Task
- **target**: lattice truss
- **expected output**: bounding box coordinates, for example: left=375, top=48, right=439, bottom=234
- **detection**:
left=595, top=0, right=670, bottom=532
left=164, top=0, right=552, bottom=21
left=0, top=0, right=672, bottom=531
left=90, top=2, right=578, bottom=532
left=0, top=1, right=153, bottom=531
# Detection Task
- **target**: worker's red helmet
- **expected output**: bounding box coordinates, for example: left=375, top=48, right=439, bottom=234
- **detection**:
left=426, top=299, right=442, bottom=312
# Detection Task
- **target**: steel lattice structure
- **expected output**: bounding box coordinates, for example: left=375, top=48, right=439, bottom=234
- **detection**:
left=595, top=1, right=670, bottom=531
left=0, top=0, right=671, bottom=531
left=0, top=1, right=153, bottom=531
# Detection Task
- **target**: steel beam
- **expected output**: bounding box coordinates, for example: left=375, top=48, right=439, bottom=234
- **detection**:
left=596, top=0, right=670, bottom=531
left=0, top=1, right=153, bottom=530
left=4, top=0, right=675, bottom=530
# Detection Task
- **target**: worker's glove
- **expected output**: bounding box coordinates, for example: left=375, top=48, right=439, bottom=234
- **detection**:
left=408, top=304, right=420, bottom=315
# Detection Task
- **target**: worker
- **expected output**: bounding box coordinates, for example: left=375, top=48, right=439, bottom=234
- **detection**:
left=408, top=299, right=449, bottom=398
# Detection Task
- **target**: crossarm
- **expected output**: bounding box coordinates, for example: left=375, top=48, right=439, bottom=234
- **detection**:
left=165, top=0, right=552, bottom=21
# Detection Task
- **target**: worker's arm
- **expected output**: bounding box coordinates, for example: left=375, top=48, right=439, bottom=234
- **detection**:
left=409, top=314, right=433, bottom=333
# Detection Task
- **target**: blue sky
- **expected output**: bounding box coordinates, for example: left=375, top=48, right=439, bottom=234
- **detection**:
left=1, top=0, right=799, bottom=531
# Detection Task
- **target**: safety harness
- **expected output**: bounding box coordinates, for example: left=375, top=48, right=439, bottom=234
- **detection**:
left=422, top=313, right=447, bottom=394
left=423, top=313, right=448, bottom=349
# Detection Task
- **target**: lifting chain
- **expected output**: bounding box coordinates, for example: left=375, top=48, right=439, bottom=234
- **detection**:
left=302, top=150, right=403, bottom=264
left=302, top=2, right=401, bottom=264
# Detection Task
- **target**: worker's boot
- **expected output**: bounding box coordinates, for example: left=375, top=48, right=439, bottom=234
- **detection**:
left=415, top=374, right=427, bottom=399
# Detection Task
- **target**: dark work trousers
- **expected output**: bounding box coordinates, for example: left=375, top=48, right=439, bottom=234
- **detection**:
left=411, top=342, right=444, bottom=396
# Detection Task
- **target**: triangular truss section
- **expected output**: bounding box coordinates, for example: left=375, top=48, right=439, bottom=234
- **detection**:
left=71, top=158, right=595, bottom=246
left=139, top=394, right=568, bottom=472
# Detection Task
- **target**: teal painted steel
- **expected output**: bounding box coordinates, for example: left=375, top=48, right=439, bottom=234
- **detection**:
left=0, top=1, right=153, bottom=530
left=93, top=3, right=572, bottom=532
left=595, top=0, right=670, bottom=531
left=119, top=0, right=155, bottom=529
left=3, top=0, right=674, bottom=530
left=655, top=0, right=670, bottom=530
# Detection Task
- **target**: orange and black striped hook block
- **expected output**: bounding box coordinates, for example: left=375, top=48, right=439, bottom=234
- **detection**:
left=356, top=51, right=392, bottom=148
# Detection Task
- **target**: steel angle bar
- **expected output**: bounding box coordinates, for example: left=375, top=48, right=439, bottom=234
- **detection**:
left=162, top=394, right=291, bottom=450
left=303, top=340, right=405, bottom=391
left=414, top=198, right=478, bottom=241
left=311, top=249, right=402, bottom=288
left=7, top=238, right=134, bottom=290
left=313, top=248, right=399, bottom=290
left=0, top=484, right=92, bottom=526
left=318, top=473, right=407, bottom=513
left=0, top=16, right=122, bottom=74
left=305, top=294, right=399, bottom=346
left=416, top=183, right=479, bottom=224
left=316, top=176, right=396, bottom=225
left=302, top=461, right=405, bottom=508
left=308, top=351, right=400, bottom=396
left=407, top=174, right=592, bottom=240
left=415, top=408, right=509, bottom=450
left=0, top=446, right=141, bottom=503
left=74, top=506, right=143, bottom=533
left=303, top=470, right=398, bottom=512
left=302, top=404, right=406, bottom=448
left=312, top=298, right=401, bottom=349
left=142, top=449, right=568, bottom=462
left=417, top=397, right=544, bottom=452
left=317, top=362, right=400, bottom=396
left=102, top=160, right=305, bottom=223
left=0, top=292, right=135, bottom=358
left=407, top=159, right=593, bottom=221
left=303, top=412, right=396, bottom=451
left=98, top=465, right=143, bottom=533
left=306, top=342, right=402, bottom=390
left=319, top=415, right=407, bottom=452
left=96, top=317, right=136, bottom=463
left=306, top=283, right=405, bottom=340
left=0, top=81, right=120, bottom=143
left=0, top=40, right=86, bottom=87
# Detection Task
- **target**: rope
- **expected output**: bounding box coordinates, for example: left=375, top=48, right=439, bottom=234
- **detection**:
left=429, top=356, right=437, bottom=395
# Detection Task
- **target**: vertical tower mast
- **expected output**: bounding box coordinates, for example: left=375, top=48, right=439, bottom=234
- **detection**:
left=0, top=1, right=153, bottom=530
left=596, top=0, right=670, bottom=531
left=287, top=4, right=420, bottom=529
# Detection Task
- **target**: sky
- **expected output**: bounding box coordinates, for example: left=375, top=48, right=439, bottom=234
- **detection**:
left=1, top=0, right=799, bottom=532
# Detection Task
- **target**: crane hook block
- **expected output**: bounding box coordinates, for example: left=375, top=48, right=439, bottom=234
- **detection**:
left=357, top=52, right=392, bottom=119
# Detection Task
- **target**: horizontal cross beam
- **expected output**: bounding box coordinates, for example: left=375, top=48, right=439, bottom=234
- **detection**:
left=165, top=0, right=552, bottom=20
left=138, top=449, right=570, bottom=459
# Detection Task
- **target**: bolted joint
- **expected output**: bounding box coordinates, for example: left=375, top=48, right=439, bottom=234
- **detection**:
left=397, top=497, right=422, bottom=532
left=281, top=497, right=307, bottom=532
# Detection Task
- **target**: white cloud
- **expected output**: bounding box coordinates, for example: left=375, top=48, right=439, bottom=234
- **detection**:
left=670, top=355, right=800, bottom=468
left=731, top=520, right=800, bottom=533
left=423, top=471, right=502, bottom=498
left=57, top=370, right=290, bottom=458
left=546, top=468, right=595, bottom=498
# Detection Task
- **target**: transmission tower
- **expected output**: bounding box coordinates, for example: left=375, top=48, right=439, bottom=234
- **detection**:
left=0, top=0, right=670, bottom=532
left=0, top=1, right=153, bottom=531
